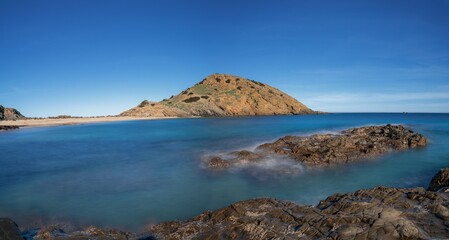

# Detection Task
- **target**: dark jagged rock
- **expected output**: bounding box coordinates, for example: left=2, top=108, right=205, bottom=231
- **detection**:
left=0, top=218, right=23, bottom=240
left=206, top=124, right=427, bottom=170
left=21, top=224, right=155, bottom=240
left=428, top=168, right=449, bottom=192
left=151, top=186, right=449, bottom=239
left=0, top=125, right=20, bottom=131
left=0, top=105, right=25, bottom=121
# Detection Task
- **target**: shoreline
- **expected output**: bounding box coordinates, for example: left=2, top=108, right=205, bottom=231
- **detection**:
left=0, top=116, right=179, bottom=129
left=2, top=167, right=448, bottom=239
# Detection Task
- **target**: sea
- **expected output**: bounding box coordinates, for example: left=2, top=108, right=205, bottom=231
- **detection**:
left=1, top=113, right=448, bottom=230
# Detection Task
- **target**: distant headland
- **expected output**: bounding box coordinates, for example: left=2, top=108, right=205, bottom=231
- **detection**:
left=121, top=73, right=317, bottom=117
left=1, top=73, right=319, bottom=129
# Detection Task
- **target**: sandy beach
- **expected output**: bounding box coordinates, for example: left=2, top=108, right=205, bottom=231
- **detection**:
left=0, top=116, right=177, bottom=128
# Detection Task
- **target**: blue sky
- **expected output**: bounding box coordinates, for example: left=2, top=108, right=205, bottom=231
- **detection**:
left=1, top=0, right=449, bottom=116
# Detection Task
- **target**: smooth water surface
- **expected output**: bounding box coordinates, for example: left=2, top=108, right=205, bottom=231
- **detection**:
left=1, top=113, right=449, bottom=230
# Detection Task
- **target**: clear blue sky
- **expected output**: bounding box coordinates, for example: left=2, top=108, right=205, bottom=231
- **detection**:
left=1, top=0, right=449, bottom=117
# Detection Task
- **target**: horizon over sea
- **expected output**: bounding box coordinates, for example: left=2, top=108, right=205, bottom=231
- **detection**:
left=1, top=113, right=449, bottom=231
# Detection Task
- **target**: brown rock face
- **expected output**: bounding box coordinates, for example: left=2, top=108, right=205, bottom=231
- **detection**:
left=0, top=105, right=25, bottom=120
left=428, top=168, right=449, bottom=192
left=206, top=124, right=427, bottom=170
left=121, top=73, right=315, bottom=117
left=151, top=186, right=449, bottom=239
left=120, top=100, right=189, bottom=117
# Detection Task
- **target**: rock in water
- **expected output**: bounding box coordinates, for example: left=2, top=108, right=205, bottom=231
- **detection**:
left=0, top=126, right=20, bottom=131
left=428, top=168, right=449, bottom=192
left=5, top=168, right=449, bottom=239
left=206, top=124, right=427, bottom=170
left=151, top=183, right=449, bottom=239
left=0, top=105, right=25, bottom=120
left=121, top=73, right=315, bottom=117
left=0, top=218, right=23, bottom=240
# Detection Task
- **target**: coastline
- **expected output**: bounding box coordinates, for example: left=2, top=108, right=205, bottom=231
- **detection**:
left=0, top=116, right=179, bottom=128
left=2, top=167, right=448, bottom=239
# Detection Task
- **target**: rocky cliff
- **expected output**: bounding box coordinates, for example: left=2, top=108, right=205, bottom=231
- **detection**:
left=0, top=105, right=25, bottom=120
left=121, top=73, right=315, bottom=117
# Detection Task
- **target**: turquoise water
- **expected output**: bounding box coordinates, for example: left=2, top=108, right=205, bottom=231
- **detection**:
left=1, top=113, right=449, bottom=230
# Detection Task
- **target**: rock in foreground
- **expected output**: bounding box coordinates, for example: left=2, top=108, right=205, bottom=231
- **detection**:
left=206, top=124, right=427, bottom=170
left=151, top=185, right=449, bottom=239
left=428, top=168, right=449, bottom=192
left=4, top=168, right=449, bottom=239
left=0, top=218, right=23, bottom=240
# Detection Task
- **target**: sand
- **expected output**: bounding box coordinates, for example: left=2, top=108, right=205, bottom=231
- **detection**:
left=0, top=116, right=178, bottom=128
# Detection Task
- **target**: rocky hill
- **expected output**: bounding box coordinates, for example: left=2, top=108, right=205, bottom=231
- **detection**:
left=121, top=73, right=315, bottom=117
left=0, top=105, right=25, bottom=120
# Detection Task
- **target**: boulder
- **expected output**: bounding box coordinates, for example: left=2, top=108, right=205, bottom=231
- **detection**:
left=151, top=186, right=449, bottom=239
left=428, top=168, right=449, bottom=192
left=0, top=218, right=23, bottom=240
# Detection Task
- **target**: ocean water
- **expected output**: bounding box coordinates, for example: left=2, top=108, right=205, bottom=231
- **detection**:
left=1, top=113, right=449, bottom=230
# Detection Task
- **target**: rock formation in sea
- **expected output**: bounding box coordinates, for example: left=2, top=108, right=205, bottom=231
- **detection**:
left=120, top=73, right=315, bottom=117
left=3, top=168, right=449, bottom=239
left=0, top=126, right=20, bottom=131
left=206, top=124, right=427, bottom=170
left=428, top=168, right=449, bottom=192
left=0, top=105, right=25, bottom=121
left=150, top=184, right=449, bottom=239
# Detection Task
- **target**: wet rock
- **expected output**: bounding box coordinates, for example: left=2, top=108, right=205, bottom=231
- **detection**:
left=0, top=125, right=20, bottom=131
left=207, top=156, right=231, bottom=169
left=7, top=168, right=449, bottom=240
left=0, top=218, right=23, bottom=240
left=25, top=224, right=153, bottom=240
left=206, top=125, right=428, bottom=170
left=428, top=168, right=449, bottom=191
left=206, top=151, right=264, bottom=170
left=151, top=186, right=449, bottom=239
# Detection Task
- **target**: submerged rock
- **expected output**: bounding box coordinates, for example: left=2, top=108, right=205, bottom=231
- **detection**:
left=206, top=124, right=427, bottom=170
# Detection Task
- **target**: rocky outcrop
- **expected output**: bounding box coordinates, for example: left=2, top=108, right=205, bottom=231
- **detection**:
left=206, top=124, right=427, bottom=170
left=120, top=100, right=190, bottom=117
left=0, top=218, right=23, bottom=240
left=0, top=125, right=20, bottom=131
left=428, top=168, right=449, bottom=192
left=151, top=185, right=449, bottom=239
left=121, top=73, right=315, bottom=117
left=5, top=168, right=449, bottom=239
left=21, top=225, right=146, bottom=240
left=0, top=105, right=25, bottom=120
